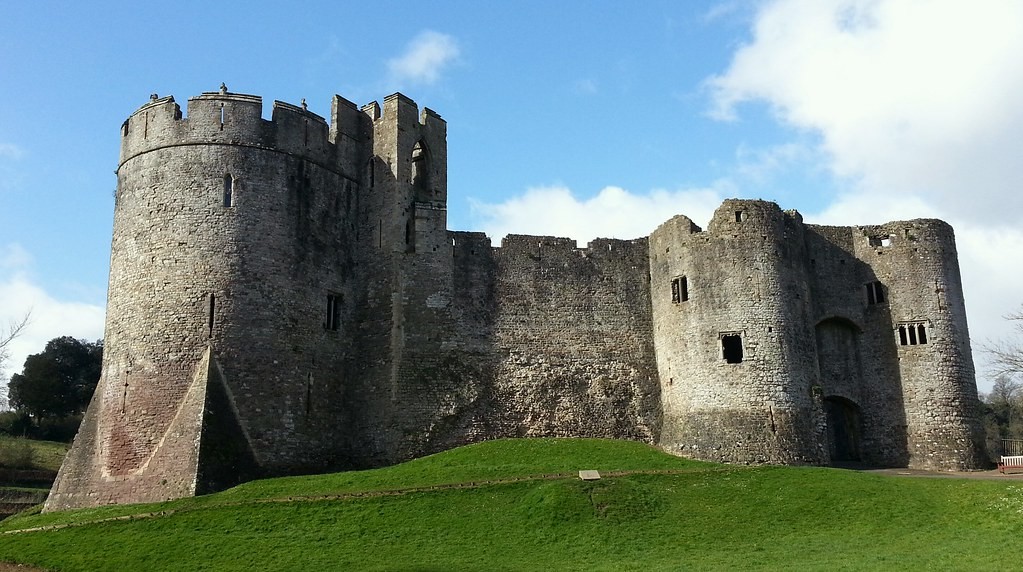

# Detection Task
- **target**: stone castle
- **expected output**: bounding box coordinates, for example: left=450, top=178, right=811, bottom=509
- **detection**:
left=45, top=88, right=986, bottom=511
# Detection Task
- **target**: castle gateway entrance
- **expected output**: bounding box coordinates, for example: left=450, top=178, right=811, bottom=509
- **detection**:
left=824, top=396, right=862, bottom=462
left=814, top=318, right=864, bottom=464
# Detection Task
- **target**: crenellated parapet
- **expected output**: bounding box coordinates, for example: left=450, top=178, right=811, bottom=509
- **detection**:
left=118, top=88, right=363, bottom=177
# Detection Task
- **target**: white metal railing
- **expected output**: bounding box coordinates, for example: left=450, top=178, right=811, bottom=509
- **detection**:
left=1001, top=439, right=1023, bottom=457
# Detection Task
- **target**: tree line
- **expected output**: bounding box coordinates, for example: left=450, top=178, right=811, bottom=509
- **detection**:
left=1, top=326, right=101, bottom=441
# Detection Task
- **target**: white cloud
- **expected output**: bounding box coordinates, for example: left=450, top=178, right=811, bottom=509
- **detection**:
left=387, top=31, right=460, bottom=86
left=470, top=184, right=727, bottom=246
left=0, top=244, right=105, bottom=404
left=707, top=0, right=1023, bottom=221
left=707, top=0, right=1023, bottom=390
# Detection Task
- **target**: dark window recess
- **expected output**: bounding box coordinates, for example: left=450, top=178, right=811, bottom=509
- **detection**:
left=671, top=276, right=688, bottom=303
left=722, top=334, right=744, bottom=363
left=325, top=294, right=342, bottom=331
left=734, top=210, right=744, bottom=222
left=208, top=293, right=216, bottom=336
left=223, top=174, right=234, bottom=207
left=869, top=235, right=892, bottom=247
left=866, top=281, right=885, bottom=305
left=897, top=323, right=929, bottom=346
left=405, top=217, right=415, bottom=251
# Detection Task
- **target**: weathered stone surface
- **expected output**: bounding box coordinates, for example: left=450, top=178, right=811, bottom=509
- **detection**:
left=45, top=90, right=986, bottom=511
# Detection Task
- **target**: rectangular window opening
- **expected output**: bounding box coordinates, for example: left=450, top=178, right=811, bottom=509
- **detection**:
left=734, top=210, right=744, bottom=223
left=671, top=276, right=689, bottom=304
left=897, top=321, right=929, bottom=346
left=866, top=281, right=884, bottom=305
left=722, top=334, right=744, bottom=364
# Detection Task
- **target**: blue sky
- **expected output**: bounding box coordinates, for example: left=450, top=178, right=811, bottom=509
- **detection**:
left=2, top=0, right=1022, bottom=394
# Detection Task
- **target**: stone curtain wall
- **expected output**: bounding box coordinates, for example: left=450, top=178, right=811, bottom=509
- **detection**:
left=485, top=236, right=661, bottom=442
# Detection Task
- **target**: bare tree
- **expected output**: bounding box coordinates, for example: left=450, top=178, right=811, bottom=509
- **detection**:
left=0, top=312, right=31, bottom=409
left=985, top=307, right=1023, bottom=379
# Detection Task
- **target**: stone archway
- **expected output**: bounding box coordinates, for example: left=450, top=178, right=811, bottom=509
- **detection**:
left=815, top=317, right=865, bottom=464
left=824, top=396, right=862, bottom=462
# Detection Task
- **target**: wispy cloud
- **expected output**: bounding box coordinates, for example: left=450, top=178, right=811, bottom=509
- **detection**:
left=573, top=79, right=599, bottom=95
left=470, top=183, right=729, bottom=245
left=387, top=31, right=460, bottom=87
left=0, top=143, right=24, bottom=160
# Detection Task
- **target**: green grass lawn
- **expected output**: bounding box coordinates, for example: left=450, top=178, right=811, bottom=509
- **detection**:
left=0, top=438, right=1020, bottom=571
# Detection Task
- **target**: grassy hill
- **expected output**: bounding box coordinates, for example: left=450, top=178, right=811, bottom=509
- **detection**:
left=0, top=438, right=1020, bottom=571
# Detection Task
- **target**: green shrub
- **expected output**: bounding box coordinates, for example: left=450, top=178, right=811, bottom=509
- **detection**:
left=0, top=411, right=32, bottom=437
left=0, top=437, right=35, bottom=469
left=34, top=414, right=82, bottom=442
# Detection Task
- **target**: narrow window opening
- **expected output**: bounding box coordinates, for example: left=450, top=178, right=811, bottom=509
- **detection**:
left=304, top=120, right=309, bottom=145
left=898, top=325, right=908, bottom=345
left=734, top=210, right=744, bottom=222
left=907, top=326, right=918, bottom=345
left=378, top=219, right=383, bottom=248
left=671, top=276, right=689, bottom=304
left=208, top=293, right=216, bottom=336
left=866, top=281, right=884, bottom=305
left=917, top=324, right=927, bottom=344
left=223, top=174, right=234, bottom=207
left=305, top=373, right=313, bottom=416
left=121, top=379, right=129, bottom=414
left=122, top=119, right=129, bottom=137
left=722, top=334, right=744, bottom=364
left=325, top=294, right=341, bottom=331
left=411, top=141, right=430, bottom=201
left=219, top=103, right=225, bottom=130
left=143, top=113, right=148, bottom=139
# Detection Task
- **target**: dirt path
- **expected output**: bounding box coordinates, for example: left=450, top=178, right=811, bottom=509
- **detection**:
left=864, top=467, right=1023, bottom=480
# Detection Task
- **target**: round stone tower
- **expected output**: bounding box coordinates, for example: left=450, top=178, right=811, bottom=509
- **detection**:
left=649, top=200, right=826, bottom=465
left=46, top=88, right=370, bottom=510
left=849, top=219, right=986, bottom=470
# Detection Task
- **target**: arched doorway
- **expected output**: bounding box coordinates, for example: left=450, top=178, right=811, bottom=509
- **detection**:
left=824, top=396, right=862, bottom=462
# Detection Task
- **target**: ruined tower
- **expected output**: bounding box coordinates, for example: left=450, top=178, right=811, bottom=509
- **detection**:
left=46, top=89, right=985, bottom=512
left=650, top=200, right=986, bottom=470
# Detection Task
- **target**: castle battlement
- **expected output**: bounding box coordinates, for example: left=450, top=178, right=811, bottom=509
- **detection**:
left=117, top=88, right=440, bottom=177
left=46, top=89, right=986, bottom=513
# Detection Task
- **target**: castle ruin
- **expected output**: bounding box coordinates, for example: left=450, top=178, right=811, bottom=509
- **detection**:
left=45, top=89, right=987, bottom=511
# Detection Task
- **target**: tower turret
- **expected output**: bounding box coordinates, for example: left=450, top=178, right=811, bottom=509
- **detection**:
left=650, top=200, right=826, bottom=465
